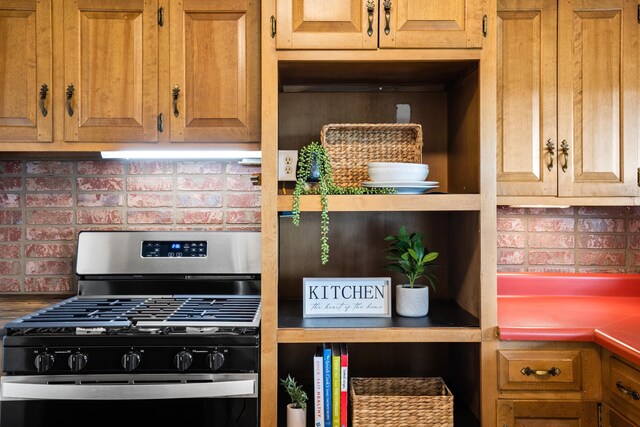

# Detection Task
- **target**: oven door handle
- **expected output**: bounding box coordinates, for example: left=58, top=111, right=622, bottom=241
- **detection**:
left=1, top=376, right=257, bottom=400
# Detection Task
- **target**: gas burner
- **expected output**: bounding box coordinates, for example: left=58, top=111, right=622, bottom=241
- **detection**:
left=135, top=327, right=163, bottom=334
left=185, top=326, right=219, bottom=334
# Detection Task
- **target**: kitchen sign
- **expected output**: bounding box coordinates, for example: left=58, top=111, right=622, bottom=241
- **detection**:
left=302, top=277, right=391, bottom=318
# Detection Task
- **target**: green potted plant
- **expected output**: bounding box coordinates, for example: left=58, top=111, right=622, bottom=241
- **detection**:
left=293, top=142, right=395, bottom=265
left=280, top=374, right=308, bottom=427
left=385, top=226, right=439, bottom=317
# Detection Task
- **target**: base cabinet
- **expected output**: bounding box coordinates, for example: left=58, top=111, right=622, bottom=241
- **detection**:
left=496, top=400, right=599, bottom=427
left=601, top=403, right=637, bottom=427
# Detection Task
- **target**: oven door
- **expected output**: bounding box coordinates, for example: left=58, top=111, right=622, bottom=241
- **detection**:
left=0, top=373, right=258, bottom=427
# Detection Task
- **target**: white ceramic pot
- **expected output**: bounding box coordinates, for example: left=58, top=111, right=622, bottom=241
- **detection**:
left=286, top=403, right=306, bottom=427
left=395, top=284, right=429, bottom=317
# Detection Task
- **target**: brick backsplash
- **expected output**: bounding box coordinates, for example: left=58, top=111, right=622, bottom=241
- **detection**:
left=497, top=206, right=640, bottom=273
left=4, top=162, right=633, bottom=293
left=0, top=159, right=261, bottom=294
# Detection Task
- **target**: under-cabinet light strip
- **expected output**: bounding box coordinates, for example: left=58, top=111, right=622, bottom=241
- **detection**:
left=101, top=150, right=262, bottom=160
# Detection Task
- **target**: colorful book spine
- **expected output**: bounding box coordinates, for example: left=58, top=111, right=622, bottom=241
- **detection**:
left=331, top=343, right=340, bottom=427
left=313, top=346, right=325, bottom=427
left=323, top=343, right=332, bottom=427
left=340, top=343, right=348, bottom=427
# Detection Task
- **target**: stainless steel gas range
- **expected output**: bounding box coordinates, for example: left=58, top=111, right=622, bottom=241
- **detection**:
left=0, top=231, right=261, bottom=427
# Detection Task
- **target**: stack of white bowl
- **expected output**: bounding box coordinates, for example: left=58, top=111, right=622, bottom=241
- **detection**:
left=367, top=162, right=429, bottom=182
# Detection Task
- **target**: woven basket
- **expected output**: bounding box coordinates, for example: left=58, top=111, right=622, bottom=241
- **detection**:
left=350, top=377, right=453, bottom=427
left=320, top=123, right=423, bottom=187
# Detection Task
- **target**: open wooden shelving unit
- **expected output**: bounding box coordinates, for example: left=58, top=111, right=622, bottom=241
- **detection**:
left=260, top=2, right=498, bottom=426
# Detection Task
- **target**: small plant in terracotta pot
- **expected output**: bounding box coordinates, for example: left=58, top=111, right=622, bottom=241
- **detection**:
left=385, top=226, right=439, bottom=317
left=280, top=374, right=308, bottom=427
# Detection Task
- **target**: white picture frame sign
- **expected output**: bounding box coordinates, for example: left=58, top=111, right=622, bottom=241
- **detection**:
left=302, top=277, right=392, bottom=318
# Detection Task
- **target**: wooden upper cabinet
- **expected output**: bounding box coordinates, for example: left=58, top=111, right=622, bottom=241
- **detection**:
left=498, top=0, right=638, bottom=198
left=0, top=0, right=52, bottom=142
left=276, top=0, right=378, bottom=49
left=63, top=0, right=158, bottom=143
left=275, top=0, right=485, bottom=49
left=380, top=0, right=485, bottom=48
left=557, top=0, right=638, bottom=197
left=497, top=0, right=557, bottom=196
left=170, top=0, right=259, bottom=143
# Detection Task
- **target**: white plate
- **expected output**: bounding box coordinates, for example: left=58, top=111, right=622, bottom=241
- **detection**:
left=362, top=183, right=439, bottom=194
left=363, top=181, right=439, bottom=187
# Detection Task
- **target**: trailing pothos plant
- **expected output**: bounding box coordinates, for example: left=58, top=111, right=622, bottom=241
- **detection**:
left=292, top=142, right=395, bottom=264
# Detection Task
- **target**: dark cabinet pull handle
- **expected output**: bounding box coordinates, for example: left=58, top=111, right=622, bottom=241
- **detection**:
left=560, top=140, right=569, bottom=173
left=157, top=113, right=164, bottom=133
left=366, top=0, right=375, bottom=37
left=616, top=381, right=640, bottom=400
left=66, top=84, right=75, bottom=117
left=546, top=139, right=555, bottom=171
left=383, top=0, right=391, bottom=35
left=172, top=85, right=180, bottom=117
left=39, top=84, right=49, bottom=117
left=521, top=366, right=561, bottom=377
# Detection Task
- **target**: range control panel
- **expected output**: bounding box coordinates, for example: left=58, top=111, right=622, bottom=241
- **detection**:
left=141, top=241, right=207, bottom=258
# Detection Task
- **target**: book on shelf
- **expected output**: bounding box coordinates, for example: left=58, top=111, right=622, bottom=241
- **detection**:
left=313, top=345, right=324, bottom=427
left=323, top=343, right=332, bottom=427
left=331, top=343, right=341, bottom=427
left=340, top=343, right=348, bottom=427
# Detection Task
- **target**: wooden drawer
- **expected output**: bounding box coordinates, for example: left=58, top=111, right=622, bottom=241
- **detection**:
left=604, top=355, right=640, bottom=424
left=498, top=349, right=582, bottom=392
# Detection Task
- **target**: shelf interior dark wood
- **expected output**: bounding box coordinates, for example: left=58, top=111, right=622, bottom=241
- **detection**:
left=278, top=299, right=479, bottom=330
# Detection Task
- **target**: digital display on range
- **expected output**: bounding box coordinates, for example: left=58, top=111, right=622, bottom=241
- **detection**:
left=141, top=241, right=207, bottom=258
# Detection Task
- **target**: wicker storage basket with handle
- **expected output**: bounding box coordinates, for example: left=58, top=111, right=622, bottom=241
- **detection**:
left=320, top=123, right=423, bottom=188
left=350, top=377, right=453, bottom=427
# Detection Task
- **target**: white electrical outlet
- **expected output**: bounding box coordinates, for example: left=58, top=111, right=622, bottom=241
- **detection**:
left=278, top=150, right=298, bottom=181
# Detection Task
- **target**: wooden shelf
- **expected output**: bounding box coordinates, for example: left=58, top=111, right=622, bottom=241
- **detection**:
left=277, top=299, right=481, bottom=343
left=277, top=194, right=481, bottom=212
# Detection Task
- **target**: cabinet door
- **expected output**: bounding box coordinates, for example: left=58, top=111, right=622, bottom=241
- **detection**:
left=497, top=400, right=599, bottom=427
left=0, top=0, right=52, bottom=142
left=170, top=0, right=259, bottom=143
left=557, top=0, right=638, bottom=197
left=63, top=0, right=158, bottom=142
left=496, top=0, right=557, bottom=196
left=601, top=403, right=636, bottom=427
left=276, top=0, right=378, bottom=49
left=380, top=0, right=485, bottom=48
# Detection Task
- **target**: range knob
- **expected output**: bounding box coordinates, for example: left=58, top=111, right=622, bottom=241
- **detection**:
left=174, top=350, right=193, bottom=372
left=68, top=352, right=88, bottom=372
left=121, top=351, right=141, bottom=372
left=207, top=351, right=225, bottom=371
left=34, top=352, right=55, bottom=373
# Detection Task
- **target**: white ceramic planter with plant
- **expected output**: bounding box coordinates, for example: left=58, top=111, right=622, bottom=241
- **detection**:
left=280, top=374, right=307, bottom=427
left=385, top=226, right=439, bottom=317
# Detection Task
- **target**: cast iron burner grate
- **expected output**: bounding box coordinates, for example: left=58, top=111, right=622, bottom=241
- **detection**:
left=5, top=296, right=261, bottom=329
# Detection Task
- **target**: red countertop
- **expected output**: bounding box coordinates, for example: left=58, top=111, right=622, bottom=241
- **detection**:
left=498, top=273, right=640, bottom=366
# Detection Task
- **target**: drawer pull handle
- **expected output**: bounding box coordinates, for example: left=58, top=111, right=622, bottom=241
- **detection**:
left=521, top=367, right=561, bottom=377
left=616, top=381, right=640, bottom=400
left=366, top=0, right=375, bottom=37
